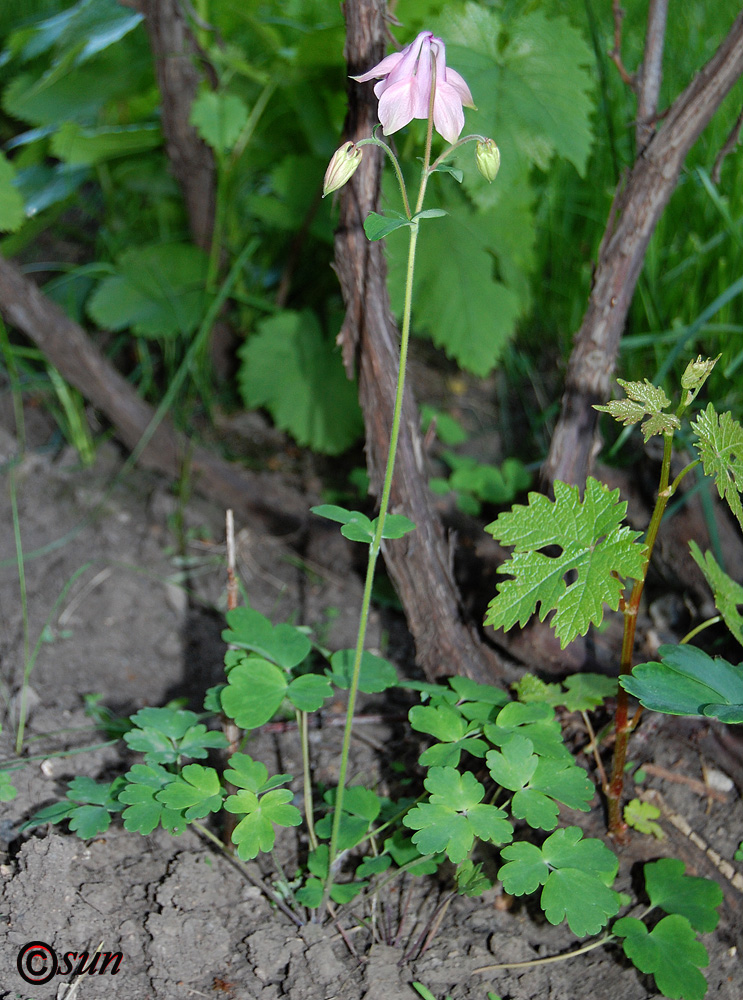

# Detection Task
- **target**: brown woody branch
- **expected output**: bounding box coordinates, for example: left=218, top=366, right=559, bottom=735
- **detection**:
left=0, top=254, right=309, bottom=533
left=543, top=10, right=743, bottom=489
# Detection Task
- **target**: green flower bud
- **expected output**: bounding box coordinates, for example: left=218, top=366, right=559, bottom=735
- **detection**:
left=323, top=141, right=363, bottom=197
left=476, top=138, right=500, bottom=183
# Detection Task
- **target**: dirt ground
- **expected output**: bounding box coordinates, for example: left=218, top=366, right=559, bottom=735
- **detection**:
left=1, top=405, right=742, bottom=1000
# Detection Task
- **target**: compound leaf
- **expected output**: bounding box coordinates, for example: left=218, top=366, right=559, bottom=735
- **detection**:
left=485, top=477, right=645, bottom=647
left=156, top=764, right=223, bottom=820
left=328, top=649, right=398, bottom=693
left=222, top=606, right=311, bottom=669
left=286, top=673, right=333, bottom=712
left=692, top=404, right=743, bottom=531
left=624, top=798, right=665, bottom=840
left=620, top=644, right=743, bottom=722
left=689, top=541, right=743, bottom=647
left=220, top=656, right=288, bottom=729
left=118, top=763, right=186, bottom=835
left=644, top=858, right=722, bottom=932
left=486, top=734, right=538, bottom=791
left=614, top=915, right=709, bottom=1000
left=225, top=787, right=302, bottom=861
left=541, top=866, right=621, bottom=937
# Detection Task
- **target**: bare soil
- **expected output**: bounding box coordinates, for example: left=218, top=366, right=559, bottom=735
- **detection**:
left=1, top=408, right=742, bottom=1000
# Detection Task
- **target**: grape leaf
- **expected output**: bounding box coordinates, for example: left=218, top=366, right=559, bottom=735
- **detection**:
left=614, top=915, right=709, bottom=1000
left=644, top=858, right=722, bottom=932
left=237, top=309, right=362, bottom=455
left=402, top=766, right=512, bottom=863
left=689, top=541, right=743, bottom=647
left=190, top=91, right=248, bottom=153
left=156, top=764, right=224, bottom=820
left=499, top=827, right=619, bottom=936
left=87, top=242, right=210, bottom=338
left=594, top=378, right=680, bottom=441
left=619, top=644, right=743, bottom=722
left=692, top=404, right=743, bottom=531
left=484, top=477, right=646, bottom=647
left=222, top=606, right=311, bottom=669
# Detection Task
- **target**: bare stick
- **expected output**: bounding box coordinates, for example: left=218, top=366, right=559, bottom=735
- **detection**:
left=636, top=0, right=668, bottom=152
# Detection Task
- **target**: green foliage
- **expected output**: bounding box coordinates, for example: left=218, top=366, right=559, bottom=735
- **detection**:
left=402, top=766, right=513, bottom=863
left=644, top=858, right=722, bottom=932
left=624, top=798, right=665, bottom=839
left=691, top=404, right=743, bottom=531
left=620, top=644, right=743, bottom=723
left=87, top=243, right=211, bottom=338
left=688, top=541, right=743, bottom=646
left=238, top=310, right=363, bottom=456
left=222, top=606, right=311, bottom=669
left=222, top=752, right=301, bottom=861
left=614, top=916, right=709, bottom=1000
left=118, top=763, right=186, bottom=836
left=25, top=776, right=123, bottom=838
left=512, top=672, right=617, bottom=713
left=594, top=378, right=680, bottom=441
left=327, top=649, right=398, bottom=693
left=0, top=152, right=25, bottom=232
left=430, top=453, right=531, bottom=516
left=157, top=765, right=224, bottom=821
left=221, top=654, right=333, bottom=729
left=311, top=504, right=416, bottom=543
left=485, top=477, right=646, bottom=647
left=122, top=707, right=228, bottom=764
left=498, top=827, right=620, bottom=937
left=190, top=90, right=249, bottom=155
left=0, top=769, right=17, bottom=802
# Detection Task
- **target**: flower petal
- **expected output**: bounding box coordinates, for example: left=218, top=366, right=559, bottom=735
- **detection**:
left=433, top=82, right=466, bottom=143
left=351, top=50, right=403, bottom=83
left=444, top=66, right=476, bottom=109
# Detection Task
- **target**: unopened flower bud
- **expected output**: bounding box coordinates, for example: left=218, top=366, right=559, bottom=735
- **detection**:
left=476, top=138, right=500, bottom=183
left=323, top=141, right=362, bottom=197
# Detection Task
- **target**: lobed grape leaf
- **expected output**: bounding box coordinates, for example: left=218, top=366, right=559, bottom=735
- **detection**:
left=498, top=827, right=619, bottom=937
left=691, top=404, right=743, bottom=531
left=238, top=309, right=362, bottom=455
left=484, top=477, right=646, bottom=648
left=190, top=91, right=248, bottom=153
left=620, top=644, right=743, bottom=723
left=594, top=378, right=680, bottom=441
left=689, top=541, right=743, bottom=647
left=402, top=766, right=512, bottom=863
left=644, top=859, right=722, bottom=932
left=614, top=915, right=709, bottom=1000
left=87, top=243, right=211, bottom=339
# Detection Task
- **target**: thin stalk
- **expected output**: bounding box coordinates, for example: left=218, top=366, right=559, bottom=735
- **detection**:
left=606, top=413, right=696, bottom=835
left=9, top=462, right=30, bottom=755
left=473, top=934, right=613, bottom=973
left=680, top=615, right=721, bottom=644
left=297, top=709, right=318, bottom=851
left=191, top=821, right=304, bottom=928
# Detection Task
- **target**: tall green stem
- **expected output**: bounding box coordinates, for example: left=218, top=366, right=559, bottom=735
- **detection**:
left=323, top=61, right=439, bottom=909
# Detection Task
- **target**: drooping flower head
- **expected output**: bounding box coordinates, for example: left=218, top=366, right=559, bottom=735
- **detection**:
left=352, top=31, right=475, bottom=144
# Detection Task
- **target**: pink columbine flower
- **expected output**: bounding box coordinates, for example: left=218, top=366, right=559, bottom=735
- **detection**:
left=352, top=31, right=475, bottom=144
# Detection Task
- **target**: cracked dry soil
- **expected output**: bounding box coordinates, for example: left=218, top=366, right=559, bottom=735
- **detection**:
left=1, top=413, right=743, bottom=1000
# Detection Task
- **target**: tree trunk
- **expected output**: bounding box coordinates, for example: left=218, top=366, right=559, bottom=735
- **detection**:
left=542, top=11, right=743, bottom=489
